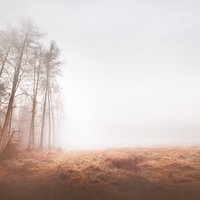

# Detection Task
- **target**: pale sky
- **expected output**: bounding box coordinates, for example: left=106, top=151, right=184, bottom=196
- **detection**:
left=1, top=0, right=200, bottom=149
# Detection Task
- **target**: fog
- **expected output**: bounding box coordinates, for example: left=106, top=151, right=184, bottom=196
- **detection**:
left=1, top=0, right=200, bottom=149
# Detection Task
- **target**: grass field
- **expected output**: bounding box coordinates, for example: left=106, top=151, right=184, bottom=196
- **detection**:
left=0, top=147, right=200, bottom=200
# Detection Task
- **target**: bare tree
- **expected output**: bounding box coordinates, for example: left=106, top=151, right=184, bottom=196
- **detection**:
left=0, top=20, right=42, bottom=151
left=39, top=41, right=62, bottom=150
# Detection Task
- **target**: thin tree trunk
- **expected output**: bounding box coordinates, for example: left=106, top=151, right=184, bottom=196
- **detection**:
left=39, top=73, right=48, bottom=150
left=27, top=56, right=36, bottom=150
left=27, top=50, right=41, bottom=150
left=48, top=89, right=51, bottom=150
left=0, top=41, right=12, bottom=77
left=56, top=104, right=60, bottom=148
left=50, top=89, right=55, bottom=148
left=39, top=52, right=51, bottom=150
left=8, top=106, right=13, bottom=138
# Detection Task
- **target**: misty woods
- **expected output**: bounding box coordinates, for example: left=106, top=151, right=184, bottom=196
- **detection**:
left=0, top=19, right=64, bottom=156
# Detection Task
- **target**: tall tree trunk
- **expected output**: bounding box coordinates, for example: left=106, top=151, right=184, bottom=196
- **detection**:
left=39, top=69, right=49, bottom=150
left=39, top=48, right=52, bottom=150
left=48, top=89, right=51, bottom=150
left=50, top=89, right=55, bottom=148
left=27, top=50, right=41, bottom=150
left=8, top=106, right=13, bottom=138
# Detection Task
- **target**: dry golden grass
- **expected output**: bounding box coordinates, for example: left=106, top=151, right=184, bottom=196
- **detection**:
left=0, top=147, right=200, bottom=200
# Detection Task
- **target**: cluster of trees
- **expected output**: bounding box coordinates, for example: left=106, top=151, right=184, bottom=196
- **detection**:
left=0, top=19, right=64, bottom=153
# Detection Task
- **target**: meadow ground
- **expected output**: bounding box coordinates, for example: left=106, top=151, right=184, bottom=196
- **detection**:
left=0, top=147, right=200, bottom=200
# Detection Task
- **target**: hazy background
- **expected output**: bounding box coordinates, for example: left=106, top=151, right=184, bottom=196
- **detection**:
left=1, top=0, right=200, bottom=149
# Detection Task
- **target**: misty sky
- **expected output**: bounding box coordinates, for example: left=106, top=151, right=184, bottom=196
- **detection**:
left=1, top=0, right=200, bottom=149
